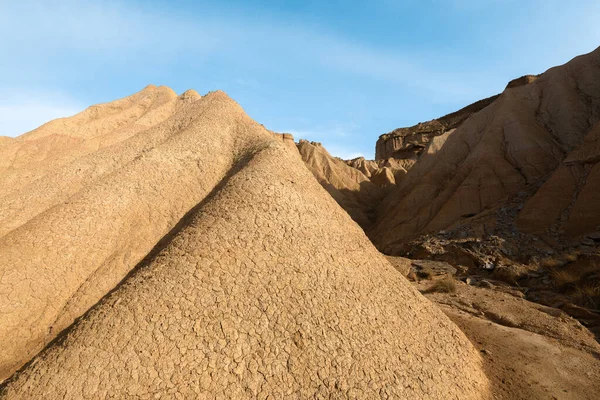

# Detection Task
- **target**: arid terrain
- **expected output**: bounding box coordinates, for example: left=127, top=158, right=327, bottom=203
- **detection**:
left=1, top=48, right=600, bottom=399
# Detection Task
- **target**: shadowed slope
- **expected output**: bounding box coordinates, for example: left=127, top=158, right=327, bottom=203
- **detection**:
left=297, top=140, right=381, bottom=227
left=371, top=46, right=600, bottom=252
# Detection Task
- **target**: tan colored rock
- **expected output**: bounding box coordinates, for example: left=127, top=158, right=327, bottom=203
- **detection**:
left=0, top=86, right=201, bottom=239
left=346, top=156, right=379, bottom=178
left=0, top=89, right=242, bottom=380
left=379, top=157, right=411, bottom=180
left=0, top=88, right=489, bottom=399
left=0, top=85, right=188, bottom=200
left=345, top=157, right=409, bottom=185
left=371, top=166, right=396, bottom=187
left=375, top=94, right=499, bottom=160
left=273, top=132, right=298, bottom=153
left=506, top=74, right=539, bottom=89
left=384, top=255, right=412, bottom=276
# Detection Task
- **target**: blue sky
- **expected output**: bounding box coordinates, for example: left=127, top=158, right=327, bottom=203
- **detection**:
left=1, top=1, right=600, bottom=158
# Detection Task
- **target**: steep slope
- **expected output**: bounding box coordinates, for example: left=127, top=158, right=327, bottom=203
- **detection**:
left=516, top=119, right=600, bottom=237
left=0, top=89, right=247, bottom=381
left=371, top=47, right=600, bottom=255
left=0, top=88, right=489, bottom=398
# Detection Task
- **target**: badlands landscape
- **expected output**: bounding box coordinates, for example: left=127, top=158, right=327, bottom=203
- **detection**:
left=1, top=46, right=600, bottom=399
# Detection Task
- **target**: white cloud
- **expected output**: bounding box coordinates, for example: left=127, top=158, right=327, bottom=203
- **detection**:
left=0, top=92, right=85, bottom=137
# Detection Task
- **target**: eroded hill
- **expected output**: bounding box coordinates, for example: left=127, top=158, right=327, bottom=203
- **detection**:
left=2, top=47, right=600, bottom=400
left=371, top=48, right=600, bottom=255
left=0, top=87, right=489, bottom=398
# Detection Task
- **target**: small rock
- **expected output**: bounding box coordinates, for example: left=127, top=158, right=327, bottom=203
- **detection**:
left=411, top=260, right=457, bottom=278
left=478, top=280, right=494, bottom=289
left=483, top=261, right=495, bottom=270
left=466, top=277, right=477, bottom=286
left=581, top=238, right=595, bottom=246
left=480, top=349, right=492, bottom=356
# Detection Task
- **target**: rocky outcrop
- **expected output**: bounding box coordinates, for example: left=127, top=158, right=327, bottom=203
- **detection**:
left=272, top=132, right=298, bottom=152
left=506, top=74, right=539, bottom=89
left=516, top=119, right=600, bottom=237
left=297, top=142, right=413, bottom=227
left=376, top=74, right=544, bottom=162
left=370, top=166, right=396, bottom=187
left=345, top=156, right=379, bottom=178
left=346, top=156, right=411, bottom=181
left=375, top=94, right=500, bottom=160
left=0, top=87, right=489, bottom=399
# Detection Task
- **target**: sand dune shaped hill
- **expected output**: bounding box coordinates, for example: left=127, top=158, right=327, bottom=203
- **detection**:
left=0, top=89, right=489, bottom=398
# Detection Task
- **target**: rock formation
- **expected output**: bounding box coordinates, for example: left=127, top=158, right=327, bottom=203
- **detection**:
left=506, top=74, right=539, bottom=89
left=345, top=156, right=379, bottom=178
left=375, top=95, right=499, bottom=161
left=3, top=44, right=600, bottom=400
left=346, top=156, right=411, bottom=182
left=0, top=88, right=489, bottom=398
left=370, top=47, right=600, bottom=258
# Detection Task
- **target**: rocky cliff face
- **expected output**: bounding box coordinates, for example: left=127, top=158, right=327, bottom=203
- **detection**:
left=375, top=94, right=499, bottom=161
left=375, top=74, right=541, bottom=163
left=371, top=47, right=600, bottom=255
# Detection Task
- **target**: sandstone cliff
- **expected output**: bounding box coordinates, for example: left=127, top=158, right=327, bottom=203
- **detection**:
left=375, top=94, right=499, bottom=161
left=370, top=47, right=600, bottom=260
